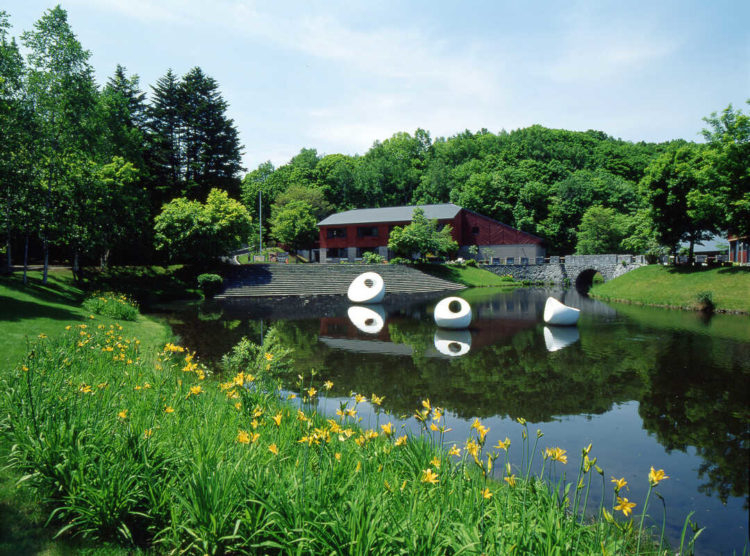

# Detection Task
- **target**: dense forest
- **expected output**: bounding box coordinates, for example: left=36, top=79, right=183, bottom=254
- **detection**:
left=1, top=7, right=748, bottom=280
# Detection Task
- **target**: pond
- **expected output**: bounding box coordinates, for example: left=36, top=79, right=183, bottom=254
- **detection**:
left=152, top=287, right=750, bottom=555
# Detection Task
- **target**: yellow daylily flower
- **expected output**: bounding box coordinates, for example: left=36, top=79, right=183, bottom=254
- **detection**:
left=648, top=466, right=669, bottom=486
left=421, top=468, right=439, bottom=484
left=615, top=496, right=636, bottom=517
left=237, top=430, right=250, bottom=444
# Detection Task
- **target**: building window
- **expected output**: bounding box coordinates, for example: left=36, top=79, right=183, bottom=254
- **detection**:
left=471, top=226, right=480, bottom=235
left=326, top=227, right=347, bottom=239
left=327, top=248, right=347, bottom=259
left=357, top=226, right=379, bottom=237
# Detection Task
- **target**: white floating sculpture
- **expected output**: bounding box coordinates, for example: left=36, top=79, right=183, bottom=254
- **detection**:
left=347, top=272, right=385, bottom=304
left=543, top=326, right=580, bottom=352
left=543, top=297, right=580, bottom=326
left=434, top=296, right=472, bottom=329
left=434, top=329, right=472, bottom=357
left=347, top=305, right=386, bottom=334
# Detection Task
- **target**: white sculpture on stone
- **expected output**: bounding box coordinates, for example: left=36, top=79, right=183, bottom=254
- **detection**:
left=434, top=329, right=471, bottom=356
left=433, top=296, right=472, bottom=329
left=543, top=297, right=580, bottom=326
left=543, top=326, right=580, bottom=352
left=347, top=305, right=386, bottom=334
left=347, top=272, right=385, bottom=303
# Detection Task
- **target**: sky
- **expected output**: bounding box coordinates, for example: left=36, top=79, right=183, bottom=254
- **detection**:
left=4, top=1, right=749, bottom=171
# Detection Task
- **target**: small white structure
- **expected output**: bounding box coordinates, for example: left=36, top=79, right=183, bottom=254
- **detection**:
left=347, top=272, right=385, bottom=303
left=543, top=326, right=580, bottom=352
left=434, top=329, right=472, bottom=357
left=347, top=305, right=386, bottom=334
left=543, top=297, right=580, bottom=326
left=434, top=296, right=472, bottom=329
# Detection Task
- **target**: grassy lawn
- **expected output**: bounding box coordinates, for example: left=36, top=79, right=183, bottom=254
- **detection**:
left=590, top=264, right=750, bottom=313
left=0, top=269, right=171, bottom=555
left=0, top=270, right=171, bottom=370
left=417, top=263, right=518, bottom=287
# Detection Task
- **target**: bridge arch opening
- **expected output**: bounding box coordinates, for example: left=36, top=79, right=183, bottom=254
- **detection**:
left=575, top=269, right=603, bottom=294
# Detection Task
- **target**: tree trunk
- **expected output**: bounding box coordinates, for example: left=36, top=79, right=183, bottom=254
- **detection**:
left=5, top=201, right=11, bottom=269
left=43, top=164, right=53, bottom=284
left=23, top=230, right=29, bottom=285
left=72, top=249, right=79, bottom=282
left=689, top=238, right=695, bottom=265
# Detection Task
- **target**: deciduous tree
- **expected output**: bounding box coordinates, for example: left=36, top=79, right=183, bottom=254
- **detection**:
left=388, top=208, right=457, bottom=259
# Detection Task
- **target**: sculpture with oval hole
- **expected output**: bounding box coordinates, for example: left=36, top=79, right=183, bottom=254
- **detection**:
left=433, top=296, right=472, bottom=329
left=434, top=329, right=471, bottom=356
left=347, top=305, right=386, bottom=334
left=543, top=297, right=580, bottom=326
left=347, top=272, right=386, bottom=303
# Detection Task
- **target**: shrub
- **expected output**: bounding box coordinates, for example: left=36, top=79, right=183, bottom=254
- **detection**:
left=361, top=251, right=385, bottom=264
left=696, top=290, right=715, bottom=313
left=197, top=273, right=223, bottom=298
left=82, top=292, right=139, bottom=321
left=465, top=259, right=478, bottom=268
left=388, top=257, right=413, bottom=265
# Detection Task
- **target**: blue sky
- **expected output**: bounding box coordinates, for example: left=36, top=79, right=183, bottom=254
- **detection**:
left=4, top=1, right=749, bottom=171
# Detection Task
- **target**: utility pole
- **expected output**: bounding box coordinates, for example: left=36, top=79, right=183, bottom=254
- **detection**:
left=259, top=189, right=262, bottom=258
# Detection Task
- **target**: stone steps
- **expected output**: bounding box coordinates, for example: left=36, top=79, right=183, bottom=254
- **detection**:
left=216, top=264, right=464, bottom=298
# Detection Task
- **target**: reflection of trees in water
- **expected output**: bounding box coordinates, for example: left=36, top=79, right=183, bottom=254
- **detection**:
left=272, top=318, right=646, bottom=422
left=164, top=300, right=750, bottom=510
left=638, top=335, right=750, bottom=508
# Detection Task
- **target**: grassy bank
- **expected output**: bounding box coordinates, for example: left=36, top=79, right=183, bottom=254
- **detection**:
left=590, top=265, right=750, bottom=314
left=0, top=269, right=172, bottom=554
left=0, top=270, right=171, bottom=369
left=418, top=263, right=518, bottom=288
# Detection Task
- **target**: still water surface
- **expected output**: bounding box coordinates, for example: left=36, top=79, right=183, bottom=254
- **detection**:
left=155, top=288, right=749, bottom=555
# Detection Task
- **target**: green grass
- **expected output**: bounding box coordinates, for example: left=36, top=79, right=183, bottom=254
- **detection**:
left=0, top=270, right=170, bottom=370
left=0, top=269, right=171, bottom=555
left=417, top=263, right=519, bottom=287
left=590, top=265, right=750, bottom=314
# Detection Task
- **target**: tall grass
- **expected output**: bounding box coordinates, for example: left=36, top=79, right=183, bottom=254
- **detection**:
left=1, top=324, right=702, bottom=554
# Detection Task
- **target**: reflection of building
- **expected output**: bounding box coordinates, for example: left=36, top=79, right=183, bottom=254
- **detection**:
left=728, top=235, right=748, bottom=263
left=318, top=314, right=537, bottom=357
left=317, top=203, right=544, bottom=263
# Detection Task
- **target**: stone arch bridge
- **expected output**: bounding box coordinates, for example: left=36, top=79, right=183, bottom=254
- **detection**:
left=482, top=254, right=647, bottom=291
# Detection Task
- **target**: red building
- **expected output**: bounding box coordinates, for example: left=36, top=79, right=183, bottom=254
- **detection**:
left=728, top=235, right=748, bottom=263
left=317, top=203, right=544, bottom=263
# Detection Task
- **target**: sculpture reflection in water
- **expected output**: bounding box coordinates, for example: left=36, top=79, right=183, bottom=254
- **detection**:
left=433, top=329, right=472, bottom=357
left=543, top=326, right=580, bottom=352
left=346, top=305, right=386, bottom=334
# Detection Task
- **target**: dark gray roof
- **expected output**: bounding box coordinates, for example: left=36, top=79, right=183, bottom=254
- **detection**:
left=318, top=203, right=462, bottom=226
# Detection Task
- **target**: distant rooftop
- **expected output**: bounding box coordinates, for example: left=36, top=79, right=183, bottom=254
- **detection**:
left=318, top=203, right=462, bottom=226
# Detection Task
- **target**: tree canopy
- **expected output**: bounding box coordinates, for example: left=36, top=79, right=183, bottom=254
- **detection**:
left=1, top=6, right=745, bottom=271
left=388, top=208, right=458, bottom=259
left=154, top=189, right=251, bottom=263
